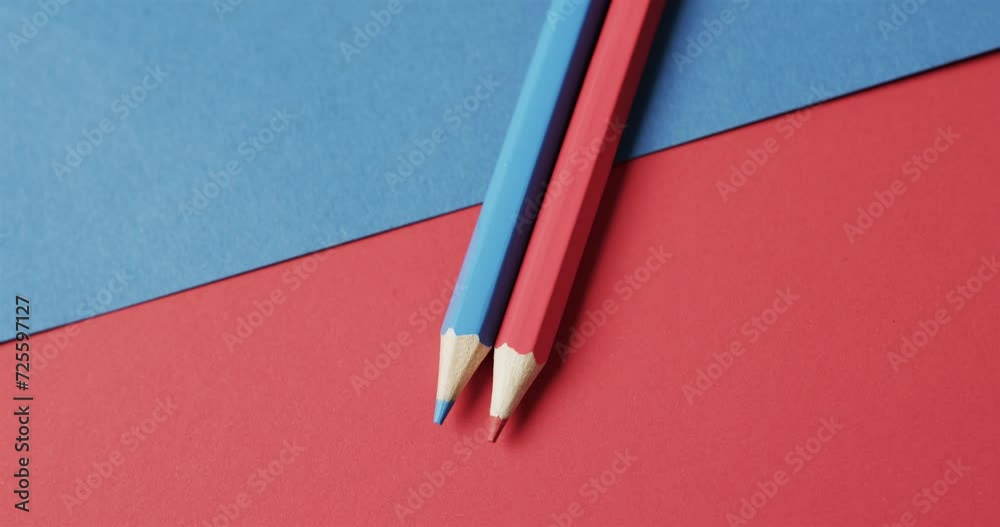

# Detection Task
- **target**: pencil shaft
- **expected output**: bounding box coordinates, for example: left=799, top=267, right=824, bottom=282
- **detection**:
left=440, top=0, right=608, bottom=344
left=491, top=0, right=666, bottom=428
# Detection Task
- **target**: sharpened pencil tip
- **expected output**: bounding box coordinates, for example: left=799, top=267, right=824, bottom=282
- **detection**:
left=487, top=416, right=507, bottom=442
left=433, top=399, right=455, bottom=425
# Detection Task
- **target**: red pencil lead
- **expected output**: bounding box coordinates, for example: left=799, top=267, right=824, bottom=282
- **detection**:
left=487, top=416, right=507, bottom=442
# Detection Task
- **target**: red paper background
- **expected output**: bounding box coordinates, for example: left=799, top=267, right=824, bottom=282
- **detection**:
left=5, top=53, right=998, bottom=526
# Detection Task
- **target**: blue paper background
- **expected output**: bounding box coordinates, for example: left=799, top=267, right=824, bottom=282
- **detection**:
left=2, top=0, right=998, bottom=340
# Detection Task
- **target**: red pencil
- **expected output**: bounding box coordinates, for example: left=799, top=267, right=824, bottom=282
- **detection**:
left=488, top=0, right=666, bottom=442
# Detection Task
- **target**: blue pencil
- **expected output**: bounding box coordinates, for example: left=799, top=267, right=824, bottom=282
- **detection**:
left=435, top=0, right=608, bottom=424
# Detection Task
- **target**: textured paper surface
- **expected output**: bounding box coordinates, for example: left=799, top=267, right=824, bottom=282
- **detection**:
left=4, top=54, right=997, bottom=525
left=2, top=1, right=998, bottom=339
